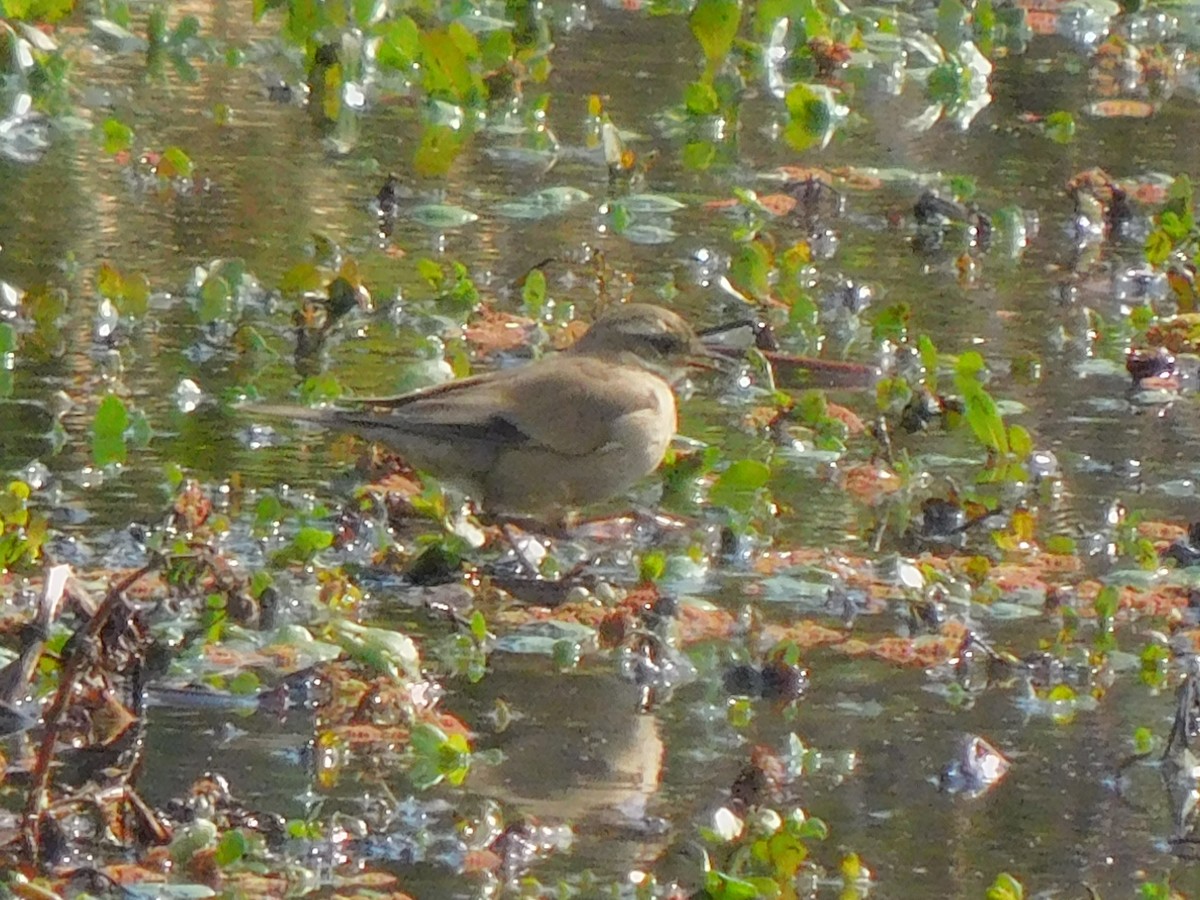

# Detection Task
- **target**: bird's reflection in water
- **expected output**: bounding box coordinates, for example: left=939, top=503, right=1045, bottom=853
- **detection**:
left=462, top=659, right=669, bottom=866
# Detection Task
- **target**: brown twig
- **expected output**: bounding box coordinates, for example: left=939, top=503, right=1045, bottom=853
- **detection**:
left=21, top=562, right=158, bottom=865
left=707, top=345, right=879, bottom=390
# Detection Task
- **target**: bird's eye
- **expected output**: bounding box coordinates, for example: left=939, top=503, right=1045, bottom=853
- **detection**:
left=645, top=333, right=685, bottom=355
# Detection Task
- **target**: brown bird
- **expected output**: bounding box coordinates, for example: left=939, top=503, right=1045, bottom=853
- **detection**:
left=253, top=303, right=705, bottom=518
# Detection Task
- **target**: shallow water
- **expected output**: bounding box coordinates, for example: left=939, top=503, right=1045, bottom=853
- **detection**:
left=6, top=0, right=1200, bottom=895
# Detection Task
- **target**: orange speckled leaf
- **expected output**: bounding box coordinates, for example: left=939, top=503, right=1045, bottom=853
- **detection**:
left=826, top=402, right=865, bottom=434
left=1139, top=520, right=1188, bottom=543
left=332, top=724, right=411, bottom=745
left=841, top=464, right=902, bottom=504
left=1024, top=10, right=1057, bottom=34
left=677, top=603, right=738, bottom=642
left=465, top=308, right=537, bottom=355
left=766, top=620, right=846, bottom=649
left=1086, top=99, right=1155, bottom=118
left=463, top=848, right=503, bottom=873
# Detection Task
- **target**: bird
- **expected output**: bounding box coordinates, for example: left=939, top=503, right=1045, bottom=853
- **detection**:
left=252, top=303, right=706, bottom=519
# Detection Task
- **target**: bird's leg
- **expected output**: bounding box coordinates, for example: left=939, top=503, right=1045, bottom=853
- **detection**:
left=485, top=512, right=574, bottom=542
left=631, top=507, right=695, bottom=535
left=570, top=508, right=695, bottom=544
left=499, top=521, right=547, bottom=579
left=487, top=515, right=598, bottom=585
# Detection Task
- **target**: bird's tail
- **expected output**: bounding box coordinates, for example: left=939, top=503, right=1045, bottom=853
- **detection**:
left=250, top=404, right=404, bottom=442
left=248, top=403, right=342, bottom=428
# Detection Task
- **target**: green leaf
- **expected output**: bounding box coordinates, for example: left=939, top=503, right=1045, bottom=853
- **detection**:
left=957, top=349, right=985, bottom=377
left=690, top=0, right=741, bottom=78
left=783, top=83, right=835, bottom=150
left=158, top=145, right=193, bottom=178
left=410, top=721, right=445, bottom=754
left=764, top=831, right=808, bottom=876
left=164, top=462, right=185, bottom=489
left=255, top=495, right=285, bottom=530
left=704, top=871, right=765, bottom=900
left=552, top=638, right=582, bottom=670
left=92, top=393, right=129, bottom=466
left=1043, top=110, right=1075, bottom=144
left=1145, top=228, right=1173, bottom=266
left=1094, top=584, right=1119, bottom=620
left=102, top=117, right=133, bottom=154
left=918, top=333, right=938, bottom=391
left=710, top=459, right=770, bottom=511
left=469, top=610, right=488, bottom=641
left=296, top=526, right=333, bottom=557
left=480, top=28, right=514, bottom=72
left=280, top=262, right=321, bottom=296
left=795, top=816, right=828, bottom=839
left=213, top=829, right=248, bottom=867
left=927, top=60, right=966, bottom=103
left=639, top=549, right=666, bottom=583
left=871, top=302, right=910, bottom=344
left=1044, top=534, right=1077, bottom=554
left=685, top=79, right=720, bottom=115
left=250, top=570, right=273, bottom=599
left=609, top=202, right=631, bottom=233
left=682, top=140, right=717, bottom=170
left=949, top=174, right=978, bottom=201
left=1165, top=173, right=1194, bottom=221
left=377, top=15, right=420, bottom=71
left=521, top=268, right=546, bottom=313
left=4, top=0, right=73, bottom=22
left=1132, top=724, right=1154, bottom=754
left=1160, top=210, right=1189, bottom=242
left=228, top=671, right=261, bottom=696
left=169, top=820, right=218, bottom=866
left=1007, top=423, right=1033, bottom=458
left=0, top=328, right=11, bottom=398
left=954, top=355, right=1007, bottom=454
left=792, top=0, right=829, bottom=41
left=420, top=25, right=482, bottom=104
left=986, top=872, right=1024, bottom=900
left=416, top=258, right=444, bottom=286
left=197, top=274, right=230, bottom=323
left=122, top=272, right=150, bottom=317
left=413, top=124, right=466, bottom=178
left=974, top=0, right=997, bottom=44
left=958, top=379, right=1008, bottom=454
left=147, top=4, right=167, bottom=45
left=171, top=15, right=200, bottom=46
left=730, top=241, right=771, bottom=299
left=97, top=261, right=124, bottom=301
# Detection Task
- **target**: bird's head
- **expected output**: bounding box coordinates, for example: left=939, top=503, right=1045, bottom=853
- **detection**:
left=571, top=303, right=708, bottom=368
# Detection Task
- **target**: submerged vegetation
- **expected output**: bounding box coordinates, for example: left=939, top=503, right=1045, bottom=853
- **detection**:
left=4, top=0, right=1200, bottom=896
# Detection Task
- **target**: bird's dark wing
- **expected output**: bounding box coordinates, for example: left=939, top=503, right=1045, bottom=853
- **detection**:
left=346, top=356, right=666, bottom=456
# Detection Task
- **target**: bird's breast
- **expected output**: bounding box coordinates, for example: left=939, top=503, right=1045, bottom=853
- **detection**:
left=483, top=367, right=678, bottom=514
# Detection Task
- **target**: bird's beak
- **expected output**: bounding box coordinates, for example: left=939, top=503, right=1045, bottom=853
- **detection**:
left=692, top=316, right=776, bottom=371
left=679, top=332, right=719, bottom=372
left=696, top=317, right=778, bottom=353
left=684, top=353, right=720, bottom=373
